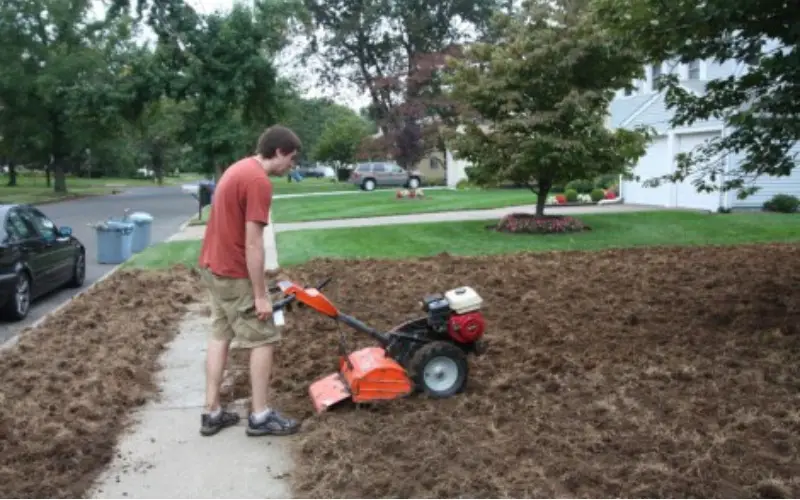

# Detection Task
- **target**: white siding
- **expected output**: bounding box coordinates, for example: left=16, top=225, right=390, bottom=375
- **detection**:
left=729, top=141, right=800, bottom=208
left=705, top=59, right=740, bottom=80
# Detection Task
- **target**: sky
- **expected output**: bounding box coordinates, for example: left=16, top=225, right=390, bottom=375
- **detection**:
left=91, top=0, right=372, bottom=111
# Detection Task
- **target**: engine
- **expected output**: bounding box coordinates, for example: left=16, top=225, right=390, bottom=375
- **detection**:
left=421, top=286, right=486, bottom=344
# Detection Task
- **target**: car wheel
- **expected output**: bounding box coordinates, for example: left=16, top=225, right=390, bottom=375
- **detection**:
left=3, top=271, right=31, bottom=321
left=408, top=177, right=420, bottom=189
left=363, top=179, right=376, bottom=191
left=68, top=251, right=86, bottom=288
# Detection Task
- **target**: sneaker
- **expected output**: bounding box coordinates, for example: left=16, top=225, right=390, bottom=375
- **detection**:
left=246, top=409, right=301, bottom=437
left=200, top=409, right=241, bottom=436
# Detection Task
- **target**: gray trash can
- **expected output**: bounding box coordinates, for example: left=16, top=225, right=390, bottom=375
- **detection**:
left=96, top=219, right=135, bottom=264
left=127, top=211, right=154, bottom=253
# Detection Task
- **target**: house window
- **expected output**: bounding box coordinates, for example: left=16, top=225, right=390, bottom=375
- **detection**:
left=687, top=60, right=700, bottom=79
left=430, top=157, right=443, bottom=169
left=651, top=64, right=662, bottom=85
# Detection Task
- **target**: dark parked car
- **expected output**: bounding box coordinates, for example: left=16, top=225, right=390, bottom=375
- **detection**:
left=0, top=204, right=86, bottom=321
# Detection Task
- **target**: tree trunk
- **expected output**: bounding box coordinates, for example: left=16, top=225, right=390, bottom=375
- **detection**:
left=7, top=162, right=17, bottom=187
left=151, top=147, right=164, bottom=186
left=45, top=165, right=51, bottom=188
left=532, top=180, right=552, bottom=216
left=53, top=158, right=67, bottom=193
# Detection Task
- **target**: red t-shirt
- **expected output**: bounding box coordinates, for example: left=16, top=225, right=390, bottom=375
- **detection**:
left=198, top=157, right=273, bottom=279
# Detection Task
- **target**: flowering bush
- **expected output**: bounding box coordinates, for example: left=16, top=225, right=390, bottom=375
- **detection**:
left=396, top=188, right=425, bottom=199
left=555, top=194, right=567, bottom=204
left=492, top=213, right=591, bottom=234
left=604, top=190, right=617, bottom=200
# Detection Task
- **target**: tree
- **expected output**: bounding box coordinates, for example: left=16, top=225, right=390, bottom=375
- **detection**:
left=299, top=0, right=502, bottom=169
left=313, top=114, right=372, bottom=177
left=165, top=2, right=295, bottom=177
left=444, top=0, right=652, bottom=216
left=105, top=0, right=299, bottom=178
left=0, top=0, right=124, bottom=192
left=593, top=0, right=800, bottom=199
left=280, top=96, right=364, bottom=164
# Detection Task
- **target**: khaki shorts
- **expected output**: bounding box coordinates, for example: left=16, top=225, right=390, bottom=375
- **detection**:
left=199, top=267, right=281, bottom=348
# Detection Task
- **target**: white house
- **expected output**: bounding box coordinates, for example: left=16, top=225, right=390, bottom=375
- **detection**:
left=610, top=48, right=800, bottom=211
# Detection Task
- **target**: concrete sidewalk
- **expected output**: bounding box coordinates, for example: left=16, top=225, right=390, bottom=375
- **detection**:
left=88, top=305, right=293, bottom=499
left=168, top=202, right=662, bottom=241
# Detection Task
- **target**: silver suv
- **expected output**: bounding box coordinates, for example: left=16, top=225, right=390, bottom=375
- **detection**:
left=348, top=162, right=423, bottom=191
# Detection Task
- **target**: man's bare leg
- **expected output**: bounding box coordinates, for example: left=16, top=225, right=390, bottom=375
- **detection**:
left=205, top=338, right=230, bottom=411
left=200, top=338, right=241, bottom=436
left=246, top=343, right=300, bottom=437
left=249, top=344, right=274, bottom=413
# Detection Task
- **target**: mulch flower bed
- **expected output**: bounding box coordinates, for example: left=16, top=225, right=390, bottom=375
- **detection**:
left=488, top=213, right=591, bottom=234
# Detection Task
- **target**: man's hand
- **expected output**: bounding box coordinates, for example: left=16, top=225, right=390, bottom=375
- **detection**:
left=254, top=296, right=272, bottom=321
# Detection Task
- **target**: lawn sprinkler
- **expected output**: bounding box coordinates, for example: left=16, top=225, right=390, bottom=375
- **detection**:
left=270, top=277, right=488, bottom=413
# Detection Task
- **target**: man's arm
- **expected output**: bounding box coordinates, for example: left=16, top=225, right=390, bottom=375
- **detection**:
left=243, top=175, right=273, bottom=302
left=245, top=221, right=267, bottom=300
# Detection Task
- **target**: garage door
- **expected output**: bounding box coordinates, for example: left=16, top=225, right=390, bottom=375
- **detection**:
left=622, top=136, right=671, bottom=206
left=674, top=131, right=723, bottom=211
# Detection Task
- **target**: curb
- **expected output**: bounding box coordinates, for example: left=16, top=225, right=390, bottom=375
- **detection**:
left=0, top=261, right=124, bottom=352
left=0, top=214, right=201, bottom=352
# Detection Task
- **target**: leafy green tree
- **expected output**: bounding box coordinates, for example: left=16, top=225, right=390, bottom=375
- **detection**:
left=107, top=0, right=299, bottom=178
left=0, top=0, right=124, bottom=192
left=445, top=0, right=652, bottom=216
left=299, top=0, right=502, bottom=169
left=593, top=0, right=799, bottom=199
left=280, top=96, right=363, bottom=164
left=313, top=114, right=372, bottom=177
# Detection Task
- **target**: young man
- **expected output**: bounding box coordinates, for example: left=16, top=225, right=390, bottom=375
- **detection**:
left=197, top=125, right=301, bottom=437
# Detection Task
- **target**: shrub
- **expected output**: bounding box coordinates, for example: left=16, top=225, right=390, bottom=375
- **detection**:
left=604, top=190, right=617, bottom=200
left=492, top=213, right=591, bottom=234
left=565, top=189, right=578, bottom=202
left=554, top=194, right=567, bottom=204
left=763, top=194, right=799, bottom=213
left=565, top=179, right=594, bottom=193
left=594, top=174, right=618, bottom=189
left=590, top=188, right=605, bottom=202
left=456, top=179, right=471, bottom=190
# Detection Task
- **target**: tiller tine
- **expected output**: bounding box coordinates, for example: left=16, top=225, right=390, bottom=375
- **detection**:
left=308, top=372, right=353, bottom=414
left=308, top=347, right=414, bottom=414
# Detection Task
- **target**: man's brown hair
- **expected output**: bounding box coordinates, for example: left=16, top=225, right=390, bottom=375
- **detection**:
left=255, top=125, right=302, bottom=158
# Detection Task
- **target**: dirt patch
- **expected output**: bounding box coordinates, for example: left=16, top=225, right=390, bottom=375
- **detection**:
left=226, top=243, right=800, bottom=498
left=0, top=265, right=202, bottom=498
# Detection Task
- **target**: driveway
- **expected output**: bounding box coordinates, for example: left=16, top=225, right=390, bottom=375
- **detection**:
left=0, top=185, right=199, bottom=345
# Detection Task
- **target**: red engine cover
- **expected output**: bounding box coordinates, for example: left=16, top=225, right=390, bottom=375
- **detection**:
left=447, top=312, right=485, bottom=344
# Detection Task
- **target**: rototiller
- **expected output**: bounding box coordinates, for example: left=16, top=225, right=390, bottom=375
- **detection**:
left=270, top=277, right=487, bottom=413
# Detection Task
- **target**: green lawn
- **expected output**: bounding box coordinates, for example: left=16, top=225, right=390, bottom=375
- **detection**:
left=272, top=177, right=359, bottom=195
left=122, top=240, right=203, bottom=270
left=271, top=188, right=537, bottom=223
left=276, top=211, right=800, bottom=266
left=125, top=210, right=799, bottom=270
left=0, top=172, right=205, bottom=205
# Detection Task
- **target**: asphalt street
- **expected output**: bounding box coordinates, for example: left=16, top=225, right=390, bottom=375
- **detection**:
left=0, top=185, right=200, bottom=345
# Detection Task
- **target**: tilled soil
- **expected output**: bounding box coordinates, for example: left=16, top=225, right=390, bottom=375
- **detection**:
left=226, top=243, right=800, bottom=498
left=0, top=265, right=202, bottom=498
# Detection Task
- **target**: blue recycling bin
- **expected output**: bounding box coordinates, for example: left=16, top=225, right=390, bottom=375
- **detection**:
left=95, top=219, right=135, bottom=264
left=127, top=211, right=154, bottom=253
